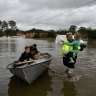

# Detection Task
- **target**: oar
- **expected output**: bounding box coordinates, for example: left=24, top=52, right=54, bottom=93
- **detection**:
left=7, top=60, right=34, bottom=68
left=16, top=60, right=34, bottom=65
left=17, top=60, right=55, bottom=73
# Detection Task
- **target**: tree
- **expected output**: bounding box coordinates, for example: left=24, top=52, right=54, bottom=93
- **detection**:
left=56, top=29, right=68, bottom=35
left=78, top=27, right=86, bottom=32
left=8, top=20, right=17, bottom=36
left=2, top=21, right=8, bottom=31
left=47, top=30, right=56, bottom=38
left=0, top=21, right=2, bottom=31
left=78, top=27, right=87, bottom=38
left=0, top=21, right=3, bottom=36
left=69, top=25, right=77, bottom=33
left=8, top=20, right=17, bottom=30
left=0, top=20, right=18, bottom=36
left=0, top=21, right=8, bottom=36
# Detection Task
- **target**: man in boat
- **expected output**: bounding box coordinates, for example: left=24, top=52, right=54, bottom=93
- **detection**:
left=18, top=46, right=33, bottom=63
left=30, top=44, right=40, bottom=60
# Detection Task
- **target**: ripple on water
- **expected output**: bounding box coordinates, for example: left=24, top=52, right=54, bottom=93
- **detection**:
left=0, top=38, right=96, bottom=96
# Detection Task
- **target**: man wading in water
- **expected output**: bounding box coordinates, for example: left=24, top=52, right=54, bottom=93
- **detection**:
left=62, top=33, right=80, bottom=78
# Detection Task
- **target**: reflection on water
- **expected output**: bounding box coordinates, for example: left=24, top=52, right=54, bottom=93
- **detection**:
left=0, top=37, right=96, bottom=96
left=87, top=38, right=96, bottom=48
left=61, top=81, right=77, bottom=96
left=0, top=38, right=17, bottom=53
left=8, top=71, right=52, bottom=96
left=8, top=69, right=77, bottom=96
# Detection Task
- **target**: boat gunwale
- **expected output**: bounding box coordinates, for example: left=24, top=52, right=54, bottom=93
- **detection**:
left=7, top=53, right=52, bottom=69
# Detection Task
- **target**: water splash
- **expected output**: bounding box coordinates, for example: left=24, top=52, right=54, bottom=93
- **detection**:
left=64, top=74, right=82, bottom=83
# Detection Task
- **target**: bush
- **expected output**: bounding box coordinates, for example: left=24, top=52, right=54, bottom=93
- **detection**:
left=47, top=32, right=56, bottom=38
left=33, top=34, right=40, bottom=38
left=0, top=31, right=4, bottom=37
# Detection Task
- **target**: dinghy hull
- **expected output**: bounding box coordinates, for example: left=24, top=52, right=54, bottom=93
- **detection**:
left=7, top=53, right=52, bottom=84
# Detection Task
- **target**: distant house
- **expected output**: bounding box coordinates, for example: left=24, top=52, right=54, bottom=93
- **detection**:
left=16, top=31, right=24, bottom=36
left=24, top=28, right=48, bottom=38
left=24, top=31, right=34, bottom=38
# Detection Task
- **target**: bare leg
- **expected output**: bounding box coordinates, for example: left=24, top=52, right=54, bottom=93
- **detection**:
left=67, top=68, right=74, bottom=78
left=34, top=54, right=40, bottom=60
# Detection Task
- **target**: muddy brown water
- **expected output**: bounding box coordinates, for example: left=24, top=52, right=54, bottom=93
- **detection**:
left=0, top=37, right=96, bottom=96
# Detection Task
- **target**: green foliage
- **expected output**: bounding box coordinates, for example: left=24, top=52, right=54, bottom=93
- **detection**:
left=56, top=29, right=68, bottom=35
left=8, top=20, right=17, bottom=30
left=69, top=25, right=77, bottom=34
left=0, top=20, right=17, bottom=36
left=0, top=31, right=3, bottom=37
left=78, top=27, right=96, bottom=38
left=47, top=30, right=56, bottom=38
left=0, top=21, right=95, bottom=39
left=33, top=34, right=40, bottom=38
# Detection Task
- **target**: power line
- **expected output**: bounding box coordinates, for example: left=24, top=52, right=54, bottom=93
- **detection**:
left=34, top=23, right=64, bottom=29
left=31, top=0, right=96, bottom=27
left=32, top=0, right=79, bottom=20
left=30, top=23, right=64, bottom=30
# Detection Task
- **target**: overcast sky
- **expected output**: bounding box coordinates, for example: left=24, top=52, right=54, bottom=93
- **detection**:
left=0, top=0, right=96, bottom=30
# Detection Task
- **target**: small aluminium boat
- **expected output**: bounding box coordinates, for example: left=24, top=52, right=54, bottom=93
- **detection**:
left=7, top=53, right=52, bottom=84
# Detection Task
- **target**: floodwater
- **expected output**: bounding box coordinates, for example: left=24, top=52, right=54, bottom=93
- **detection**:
left=0, top=37, right=96, bottom=96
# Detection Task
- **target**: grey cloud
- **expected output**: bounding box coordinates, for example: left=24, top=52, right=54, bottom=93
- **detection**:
left=0, top=0, right=96, bottom=30
left=20, top=0, right=96, bottom=11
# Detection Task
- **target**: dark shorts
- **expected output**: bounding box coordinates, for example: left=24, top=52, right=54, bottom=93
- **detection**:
left=63, top=56, right=77, bottom=69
